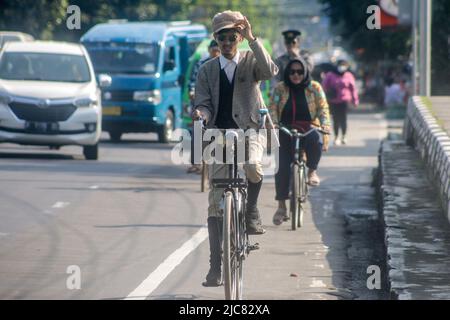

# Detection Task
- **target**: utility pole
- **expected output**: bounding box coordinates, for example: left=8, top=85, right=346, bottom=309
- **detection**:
left=419, top=0, right=432, bottom=96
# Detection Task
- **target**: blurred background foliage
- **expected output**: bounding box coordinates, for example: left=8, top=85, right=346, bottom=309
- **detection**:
left=0, top=0, right=280, bottom=42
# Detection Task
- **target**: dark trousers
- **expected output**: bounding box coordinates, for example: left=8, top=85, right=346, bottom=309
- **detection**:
left=275, top=129, right=323, bottom=201
left=330, top=102, right=350, bottom=137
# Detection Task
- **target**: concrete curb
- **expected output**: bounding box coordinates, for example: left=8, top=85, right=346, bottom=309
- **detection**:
left=378, top=138, right=450, bottom=299
left=403, top=96, right=450, bottom=222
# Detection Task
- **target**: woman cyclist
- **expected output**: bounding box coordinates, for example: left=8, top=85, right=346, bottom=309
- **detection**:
left=269, top=57, right=331, bottom=225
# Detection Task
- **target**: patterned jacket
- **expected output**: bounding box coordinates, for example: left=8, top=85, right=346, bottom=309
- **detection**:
left=269, top=80, right=331, bottom=128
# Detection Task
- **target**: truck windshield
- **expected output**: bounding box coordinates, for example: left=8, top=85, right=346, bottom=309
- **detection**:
left=0, top=52, right=91, bottom=82
left=85, top=42, right=159, bottom=74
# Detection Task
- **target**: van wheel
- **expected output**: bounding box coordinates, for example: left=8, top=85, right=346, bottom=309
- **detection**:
left=158, top=110, right=174, bottom=143
left=109, top=130, right=122, bottom=142
left=83, top=144, right=99, bottom=160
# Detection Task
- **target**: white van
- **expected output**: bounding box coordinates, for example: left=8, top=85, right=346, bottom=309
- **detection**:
left=0, top=41, right=104, bottom=160
left=0, top=32, right=34, bottom=49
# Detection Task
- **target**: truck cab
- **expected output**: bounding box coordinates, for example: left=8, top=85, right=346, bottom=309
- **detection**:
left=81, top=21, right=207, bottom=142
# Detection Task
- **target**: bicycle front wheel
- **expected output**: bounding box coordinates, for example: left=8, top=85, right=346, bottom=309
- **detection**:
left=291, top=163, right=307, bottom=229
left=290, top=164, right=300, bottom=230
left=298, top=164, right=308, bottom=228
left=223, top=191, right=241, bottom=300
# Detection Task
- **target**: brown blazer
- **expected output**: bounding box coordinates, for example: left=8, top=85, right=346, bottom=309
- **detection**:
left=194, top=39, right=278, bottom=129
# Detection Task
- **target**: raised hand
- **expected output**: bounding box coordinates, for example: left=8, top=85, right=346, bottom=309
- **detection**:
left=234, top=16, right=255, bottom=42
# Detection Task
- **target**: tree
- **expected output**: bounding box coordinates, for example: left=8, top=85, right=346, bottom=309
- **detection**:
left=0, top=0, right=68, bottom=39
left=0, top=0, right=280, bottom=43
left=318, top=0, right=410, bottom=63
left=431, top=0, right=450, bottom=95
left=319, top=0, right=450, bottom=96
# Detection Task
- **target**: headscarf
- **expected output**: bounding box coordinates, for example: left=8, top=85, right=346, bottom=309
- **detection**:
left=283, top=57, right=311, bottom=91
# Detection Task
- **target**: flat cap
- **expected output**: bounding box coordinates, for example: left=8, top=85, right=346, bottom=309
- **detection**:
left=282, top=29, right=302, bottom=41
left=212, top=10, right=244, bottom=34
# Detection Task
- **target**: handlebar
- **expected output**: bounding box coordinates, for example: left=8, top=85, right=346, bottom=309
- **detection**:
left=280, top=125, right=330, bottom=138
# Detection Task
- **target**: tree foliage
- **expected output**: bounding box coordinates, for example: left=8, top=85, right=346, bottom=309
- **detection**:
left=431, top=0, right=450, bottom=95
left=318, top=0, right=411, bottom=63
left=0, top=0, right=280, bottom=42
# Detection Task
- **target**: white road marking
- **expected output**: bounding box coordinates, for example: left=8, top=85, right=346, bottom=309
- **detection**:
left=314, top=264, right=325, bottom=269
left=89, top=185, right=99, bottom=190
left=52, top=202, right=70, bottom=209
left=125, top=226, right=208, bottom=300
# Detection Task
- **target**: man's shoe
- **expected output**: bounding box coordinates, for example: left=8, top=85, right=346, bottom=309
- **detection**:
left=202, top=269, right=222, bottom=287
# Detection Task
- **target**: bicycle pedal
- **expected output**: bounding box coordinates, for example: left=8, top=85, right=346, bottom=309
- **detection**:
left=248, top=243, right=260, bottom=251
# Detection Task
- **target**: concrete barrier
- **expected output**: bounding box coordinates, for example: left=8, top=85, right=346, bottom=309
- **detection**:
left=403, top=96, right=450, bottom=222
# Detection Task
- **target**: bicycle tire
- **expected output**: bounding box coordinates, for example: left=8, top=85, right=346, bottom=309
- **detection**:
left=291, top=164, right=300, bottom=230
left=298, top=164, right=307, bottom=228
left=223, top=191, right=239, bottom=300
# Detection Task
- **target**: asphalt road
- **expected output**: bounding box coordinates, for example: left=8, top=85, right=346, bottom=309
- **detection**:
left=0, top=108, right=389, bottom=300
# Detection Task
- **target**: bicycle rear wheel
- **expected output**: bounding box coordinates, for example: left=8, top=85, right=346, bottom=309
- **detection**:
left=298, top=164, right=308, bottom=228
left=223, top=191, right=241, bottom=300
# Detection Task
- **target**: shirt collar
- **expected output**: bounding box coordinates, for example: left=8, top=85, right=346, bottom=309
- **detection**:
left=219, top=51, right=240, bottom=69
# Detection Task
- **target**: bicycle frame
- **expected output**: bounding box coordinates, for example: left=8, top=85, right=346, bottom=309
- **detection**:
left=280, top=126, right=324, bottom=229
left=212, top=131, right=248, bottom=300
left=209, top=109, right=272, bottom=300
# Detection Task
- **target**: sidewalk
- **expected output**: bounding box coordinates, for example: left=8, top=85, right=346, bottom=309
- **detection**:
left=242, top=105, right=389, bottom=299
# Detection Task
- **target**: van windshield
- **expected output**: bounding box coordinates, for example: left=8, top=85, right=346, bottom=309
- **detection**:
left=0, top=52, right=91, bottom=82
left=85, top=42, right=159, bottom=74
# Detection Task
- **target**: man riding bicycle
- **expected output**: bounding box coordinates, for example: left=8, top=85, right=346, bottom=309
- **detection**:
left=191, top=10, right=278, bottom=287
left=269, top=57, right=331, bottom=225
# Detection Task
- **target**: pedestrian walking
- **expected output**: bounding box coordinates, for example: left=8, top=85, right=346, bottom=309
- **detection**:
left=273, top=30, right=315, bottom=84
left=322, top=60, right=359, bottom=145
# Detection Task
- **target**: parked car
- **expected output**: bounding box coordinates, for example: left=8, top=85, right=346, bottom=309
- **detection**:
left=0, top=31, right=34, bottom=49
left=81, top=20, right=207, bottom=142
left=0, top=41, right=102, bottom=159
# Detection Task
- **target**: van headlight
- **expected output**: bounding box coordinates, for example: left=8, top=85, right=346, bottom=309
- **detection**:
left=133, top=90, right=161, bottom=104
left=74, top=97, right=98, bottom=108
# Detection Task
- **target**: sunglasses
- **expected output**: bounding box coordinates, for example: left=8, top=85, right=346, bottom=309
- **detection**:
left=217, top=34, right=239, bottom=43
left=289, top=69, right=304, bottom=75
